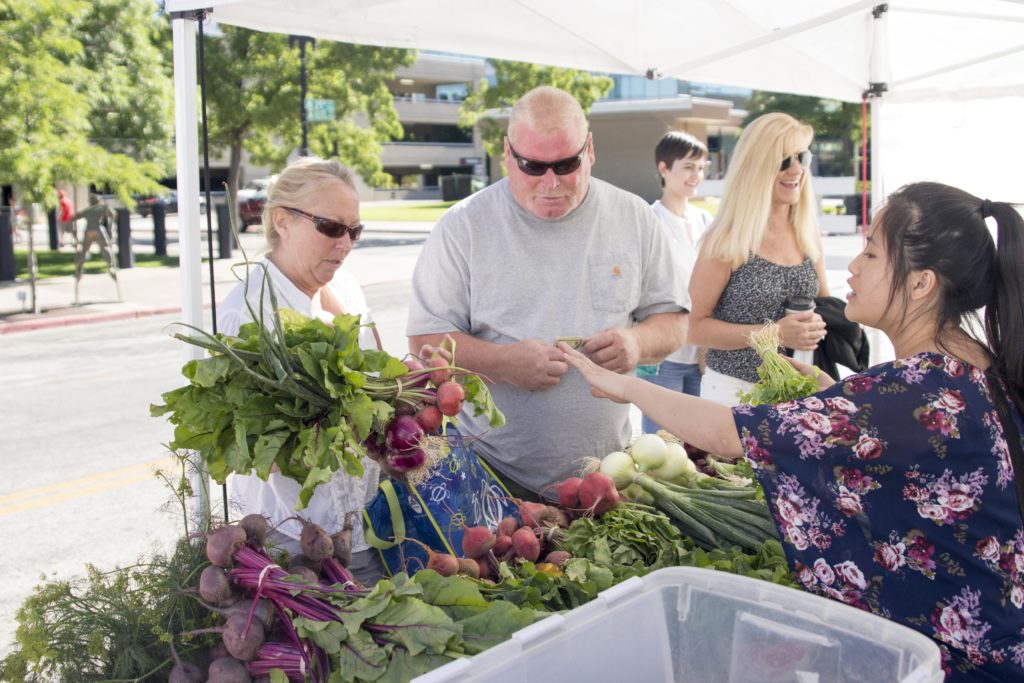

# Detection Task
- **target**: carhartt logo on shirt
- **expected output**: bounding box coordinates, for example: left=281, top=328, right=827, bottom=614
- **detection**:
left=611, top=265, right=622, bottom=279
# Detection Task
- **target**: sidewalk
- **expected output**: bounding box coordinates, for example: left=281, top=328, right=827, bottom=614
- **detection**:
left=0, top=216, right=434, bottom=335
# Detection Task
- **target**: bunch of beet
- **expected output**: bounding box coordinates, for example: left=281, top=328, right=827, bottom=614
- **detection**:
left=554, top=471, right=620, bottom=516
left=172, top=514, right=360, bottom=683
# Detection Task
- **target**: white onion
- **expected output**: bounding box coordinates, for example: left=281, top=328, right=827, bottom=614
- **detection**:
left=629, top=433, right=668, bottom=472
left=600, top=451, right=637, bottom=490
left=650, top=442, right=697, bottom=481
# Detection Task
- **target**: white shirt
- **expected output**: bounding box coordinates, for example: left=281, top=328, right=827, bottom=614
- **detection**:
left=217, top=259, right=380, bottom=552
left=651, top=200, right=712, bottom=365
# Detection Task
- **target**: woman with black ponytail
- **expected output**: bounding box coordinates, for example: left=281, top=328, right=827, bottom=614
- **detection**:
left=561, top=182, right=1024, bottom=681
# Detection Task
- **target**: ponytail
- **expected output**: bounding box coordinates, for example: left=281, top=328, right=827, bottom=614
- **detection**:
left=984, top=200, right=1024, bottom=413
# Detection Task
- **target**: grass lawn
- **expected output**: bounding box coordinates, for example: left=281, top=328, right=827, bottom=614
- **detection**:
left=359, top=201, right=458, bottom=222
left=14, top=250, right=179, bottom=280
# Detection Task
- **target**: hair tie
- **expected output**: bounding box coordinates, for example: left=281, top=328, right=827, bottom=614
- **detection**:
left=980, top=199, right=994, bottom=218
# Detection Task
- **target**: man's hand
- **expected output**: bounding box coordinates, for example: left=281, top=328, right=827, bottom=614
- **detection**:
left=502, top=338, right=569, bottom=391
left=581, top=328, right=641, bottom=374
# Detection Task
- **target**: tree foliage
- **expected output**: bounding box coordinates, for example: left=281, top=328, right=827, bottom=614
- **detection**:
left=200, top=26, right=415, bottom=198
left=0, top=0, right=174, bottom=206
left=459, top=60, right=614, bottom=170
left=743, top=91, right=863, bottom=174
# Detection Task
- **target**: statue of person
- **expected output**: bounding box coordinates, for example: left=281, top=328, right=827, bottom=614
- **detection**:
left=72, top=193, right=120, bottom=301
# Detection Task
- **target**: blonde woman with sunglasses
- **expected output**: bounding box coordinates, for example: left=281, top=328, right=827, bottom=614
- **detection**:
left=688, top=112, right=830, bottom=406
left=216, top=156, right=387, bottom=584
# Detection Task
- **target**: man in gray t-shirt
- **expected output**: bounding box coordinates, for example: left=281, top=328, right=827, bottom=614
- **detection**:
left=407, top=86, right=688, bottom=497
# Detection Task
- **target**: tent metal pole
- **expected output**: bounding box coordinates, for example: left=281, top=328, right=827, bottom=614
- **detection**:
left=868, top=3, right=890, bottom=222
left=172, top=12, right=210, bottom=531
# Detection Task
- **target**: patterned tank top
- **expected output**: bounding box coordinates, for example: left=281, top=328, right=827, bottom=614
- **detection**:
left=705, top=254, right=819, bottom=383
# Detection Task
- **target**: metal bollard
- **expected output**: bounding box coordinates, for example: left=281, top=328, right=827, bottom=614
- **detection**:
left=216, top=202, right=234, bottom=259
left=0, top=211, right=14, bottom=281
left=47, top=208, right=59, bottom=250
left=153, top=201, right=167, bottom=256
left=116, top=208, right=134, bottom=269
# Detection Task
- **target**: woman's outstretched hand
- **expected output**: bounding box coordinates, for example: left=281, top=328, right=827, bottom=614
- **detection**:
left=558, top=342, right=633, bottom=404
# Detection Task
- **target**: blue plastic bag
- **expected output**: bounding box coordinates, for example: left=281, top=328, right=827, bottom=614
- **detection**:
left=362, top=427, right=517, bottom=575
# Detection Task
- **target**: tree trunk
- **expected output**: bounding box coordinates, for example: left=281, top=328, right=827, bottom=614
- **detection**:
left=227, top=141, right=243, bottom=205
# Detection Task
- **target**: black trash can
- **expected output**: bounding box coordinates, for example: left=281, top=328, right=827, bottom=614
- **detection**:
left=440, top=174, right=473, bottom=201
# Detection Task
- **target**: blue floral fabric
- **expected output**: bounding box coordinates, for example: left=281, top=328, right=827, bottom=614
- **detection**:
left=733, top=353, right=1024, bottom=682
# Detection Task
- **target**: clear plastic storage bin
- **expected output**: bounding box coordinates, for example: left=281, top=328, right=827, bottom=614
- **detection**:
left=414, top=566, right=943, bottom=683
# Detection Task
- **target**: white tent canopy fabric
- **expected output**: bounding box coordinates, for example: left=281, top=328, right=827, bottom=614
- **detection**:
left=163, top=0, right=1024, bottom=316
left=166, top=0, right=1024, bottom=103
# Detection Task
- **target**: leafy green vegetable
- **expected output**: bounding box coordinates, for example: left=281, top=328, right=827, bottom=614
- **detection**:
left=738, top=322, right=820, bottom=405
left=152, top=295, right=504, bottom=508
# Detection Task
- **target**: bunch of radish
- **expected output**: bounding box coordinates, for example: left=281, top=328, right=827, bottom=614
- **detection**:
left=364, top=348, right=474, bottom=479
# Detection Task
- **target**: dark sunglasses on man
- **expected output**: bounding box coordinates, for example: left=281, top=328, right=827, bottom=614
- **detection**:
left=780, top=150, right=812, bottom=172
left=506, top=134, right=590, bottom=176
left=283, top=206, right=364, bottom=241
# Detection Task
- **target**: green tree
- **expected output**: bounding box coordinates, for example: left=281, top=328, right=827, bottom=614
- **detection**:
left=743, top=91, right=863, bottom=175
left=459, top=60, right=614, bottom=170
left=0, top=0, right=173, bottom=206
left=200, top=26, right=415, bottom=199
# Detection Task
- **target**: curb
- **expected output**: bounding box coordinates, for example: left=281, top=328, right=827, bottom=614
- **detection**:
left=0, top=305, right=188, bottom=335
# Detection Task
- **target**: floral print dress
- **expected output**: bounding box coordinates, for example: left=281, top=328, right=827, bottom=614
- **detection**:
left=733, top=353, right=1024, bottom=682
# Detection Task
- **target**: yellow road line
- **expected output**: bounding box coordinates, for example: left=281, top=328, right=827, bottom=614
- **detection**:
left=0, top=457, right=178, bottom=517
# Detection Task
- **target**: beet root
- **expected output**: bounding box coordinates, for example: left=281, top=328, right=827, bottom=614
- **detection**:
left=544, top=550, right=572, bottom=566
left=206, top=525, right=247, bottom=568
left=169, top=661, right=206, bottom=683
left=460, top=525, right=496, bottom=560
left=207, top=656, right=251, bottom=683
left=199, top=565, right=233, bottom=606
left=237, top=514, right=269, bottom=545
left=457, top=557, right=480, bottom=579
left=511, top=527, right=541, bottom=562
left=299, top=522, right=334, bottom=563
left=332, top=512, right=355, bottom=567
left=221, top=613, right=264, bottom=662
left=497, top=516, right=519, bottom=537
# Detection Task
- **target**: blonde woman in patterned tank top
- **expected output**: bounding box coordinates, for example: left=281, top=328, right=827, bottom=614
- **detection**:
left=688, top=112, right=830, bottom=406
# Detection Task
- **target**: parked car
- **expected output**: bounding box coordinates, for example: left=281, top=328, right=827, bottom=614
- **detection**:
left=237, top=177, right=272, bottom=231
left=136, top=191, right=214, bottom=218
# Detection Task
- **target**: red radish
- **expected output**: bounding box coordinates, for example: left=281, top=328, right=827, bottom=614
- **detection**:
left=207, top=524, right=247, bottom=568
left=427, top=356, right=452, bottom=386
left=222, top=612, right=264, bottom=661
left=208, top=656, right=251, bottom=683
left=238, top=514, right=268, bottom=545
left=460, top=525, right=496, bottom=559
left=556, top=477, right=583, bottom=508
left=511, top=527, right=541, bottom=562
left=415, top=404, right=444, bottom=433
left=457, top=557, right=480, bottom=579
left=436, top=380, right=465, bottom=417
left=493, top=535, right=513, bottom=556
left=577, top=471, right=620, bottom=515
left=544, top=550, right=572, bottom=566
left=300, top=522, right=334, bottom=563
left=497, top=516, right=519, bottom=537
left=517, top=500, right=566, bottom=528
left=385, top=415, right=425, bottom=452
left=402, top=358, right=431, bottom=388
left=386, top=447, right=426, bottom=473
left=199, top=565, right=234, bottom=605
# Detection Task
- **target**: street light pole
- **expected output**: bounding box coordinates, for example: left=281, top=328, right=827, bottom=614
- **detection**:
left=289, top=35, right=316, bottom=157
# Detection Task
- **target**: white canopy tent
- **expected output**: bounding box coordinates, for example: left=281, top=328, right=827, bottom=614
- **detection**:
left=163, top=0, right=1024, bottom=519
